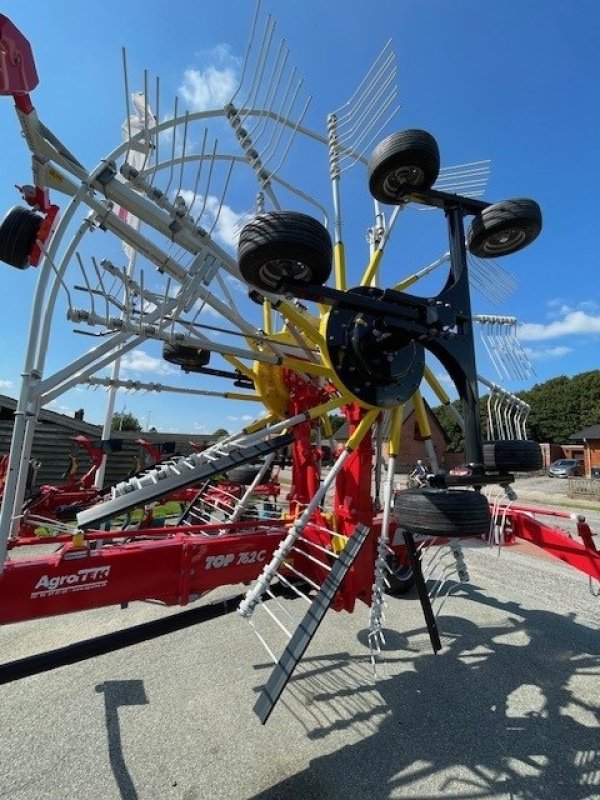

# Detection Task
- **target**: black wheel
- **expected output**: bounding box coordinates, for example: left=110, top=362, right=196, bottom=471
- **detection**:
left=0, top=206, right=43, bottom=269
left=467, top=198, right=542, bottom=257
left=238, top=211, right=332, bottom=293
left=162, top=342, right=211, bottom=371
left=385, top=551, right=415, bottom=595
left=483, top=440, right=542, bottom=473
left=394, top=488, right=491, bottom=538
left=368, top=130, right=440, bottom=204
left=248, top=289, right=266, bottom=305
left=226, top=465, right=263, bottom=485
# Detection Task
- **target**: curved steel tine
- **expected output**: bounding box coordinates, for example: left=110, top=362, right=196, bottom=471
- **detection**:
left=91, top=257, right=111, bottom=321
left=163, top=94, right=179, bottom=198
left=75, top=252, right=95, bottom=317
left=237, top=15, right=276, bottom=123
left=228, top=0, right=262, bottom=107
left=121, top=48, right=133, bottom=165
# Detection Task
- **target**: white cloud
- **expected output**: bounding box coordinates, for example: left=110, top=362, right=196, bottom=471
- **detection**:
left=178, top=46, right=239, bottom=112
left=177, top=189, right=250, bottom=250
left=120, top=350, right=176, bottom=376
left=47, top=400, right=75, bottom=416
left=523, top=345, right=572, bottom=361
left=0, top=379, right=13, bottom=389
left=519, top=310, right=600, bottom=341
left=225, top=274, right=246, bottom=293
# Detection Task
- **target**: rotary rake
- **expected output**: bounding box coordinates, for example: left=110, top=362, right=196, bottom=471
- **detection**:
left=0, top=7, right=597, bottom=726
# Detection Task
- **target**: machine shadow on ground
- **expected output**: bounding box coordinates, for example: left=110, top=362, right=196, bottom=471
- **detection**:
left=248, top=583, right=599, bottom=800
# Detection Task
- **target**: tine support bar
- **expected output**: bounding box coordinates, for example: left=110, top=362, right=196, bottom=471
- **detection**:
left=253, top=523, right=370, bottom=725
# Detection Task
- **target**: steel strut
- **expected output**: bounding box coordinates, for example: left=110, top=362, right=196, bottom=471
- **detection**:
left=402, top=529, right=442, bottom=654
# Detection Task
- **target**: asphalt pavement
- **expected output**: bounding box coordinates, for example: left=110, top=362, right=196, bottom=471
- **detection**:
left=0, top=542, right=598, bottom=800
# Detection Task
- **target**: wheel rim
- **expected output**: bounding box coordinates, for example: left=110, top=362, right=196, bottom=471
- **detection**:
left=388, top=554, right=412, bottom=582
left=258, top=258, right=312, bottom=288
left=382, top=165, right=425, bottom=196
left=482, top=228, right=527, bottom=255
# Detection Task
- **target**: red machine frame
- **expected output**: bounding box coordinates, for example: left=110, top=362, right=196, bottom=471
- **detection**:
left=2, top=401, right=598, bottom=627
left=0, top=13, right=598, bottom=631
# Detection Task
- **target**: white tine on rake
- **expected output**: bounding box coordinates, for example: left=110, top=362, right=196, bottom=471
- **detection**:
left=475, top=314, right=535, bottom=381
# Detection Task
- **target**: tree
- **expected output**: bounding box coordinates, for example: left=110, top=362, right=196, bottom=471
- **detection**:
left=112, top=411, right=142, bottom=432
left=213, top=427, right=229, bottom=438
left=432, top=369, right=600, bottom=448
left=521, top=370, right=600, bottom=443
left=328, top=414, right=346, bottom=434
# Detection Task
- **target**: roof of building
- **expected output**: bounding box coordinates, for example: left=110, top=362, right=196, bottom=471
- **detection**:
left=569, top=424, right=600, bottom=441
left=0, top=394, right=212, bottom=443
left=0, top=393, right=100, bottom=435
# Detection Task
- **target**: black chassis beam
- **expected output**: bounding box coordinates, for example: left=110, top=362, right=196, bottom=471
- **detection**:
left=280, top=187, right=493, bottom=466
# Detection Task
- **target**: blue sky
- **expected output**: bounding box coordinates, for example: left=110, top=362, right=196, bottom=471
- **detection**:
left=0, top=1, right=598, bottom=436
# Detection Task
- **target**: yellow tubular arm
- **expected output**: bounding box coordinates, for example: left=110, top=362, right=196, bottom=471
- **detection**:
left=412, top=389, right=432, bottom=438
left=277, top=301, right=325, bottom=350
left=242, top=413, right=278, bottom=435
left=360, top=248, right=383, bottom=288
left=346, top=408, right=380, bottom=450
left=262, top=299, right=273, bottom=336
left=321, top=414, right=333, bottom=438
left=393, top=273, right=420, bottom=292
left=423, top=364, right=452, bottom=405
left=281, top=357, right=332, bottom=377
left=307, top=393, right=353, bottom=421
left=224, top=392, right=261, bottom=401
left=224, top=354, right=255, bottom=382
left=388, top=405, right=404, bottom=457
left=334, top=241, right=346, bottom=291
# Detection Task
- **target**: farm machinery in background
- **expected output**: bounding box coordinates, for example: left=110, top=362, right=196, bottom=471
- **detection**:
left=0, top=9, right=597, bottom=724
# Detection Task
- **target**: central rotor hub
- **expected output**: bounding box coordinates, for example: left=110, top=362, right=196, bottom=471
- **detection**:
left=324, top=286, right=425, bottom=408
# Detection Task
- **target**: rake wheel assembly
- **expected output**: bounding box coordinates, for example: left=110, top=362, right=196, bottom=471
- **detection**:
left=238, top=211, right=332, bottom=293
left=0, top=206, right=42, bottom=269
left=368, top=129, right=441, bottom=203
left=467, top=198, right=542, bottom=257
left=394, top=488, right=492, bottom=538
left=482, top=439, right=543, bottom=473
left=0, top=10, right=597, bottom=733
left=162, top=342, right=211, bottom=371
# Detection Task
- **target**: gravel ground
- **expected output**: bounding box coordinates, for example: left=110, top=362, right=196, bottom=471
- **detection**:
left=0, top=543, right=598, bottom=800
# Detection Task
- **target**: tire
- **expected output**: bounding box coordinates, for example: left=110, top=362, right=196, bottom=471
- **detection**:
left=467, top=198, right=542, bottom=258
left=238, top=211, right=332, bottom=292
left=483, top=439, right=542, bottom=473
left=162, top=342, right=210, bottom=370
left=368, top=130, right=440, bottom=204
left=385, top=551, right=415, bottom=595
left=0, top=206, right=43, bottom=269
left=394, top=488, right=491, bottom=538
left=226, top=465, right=263, bottom=485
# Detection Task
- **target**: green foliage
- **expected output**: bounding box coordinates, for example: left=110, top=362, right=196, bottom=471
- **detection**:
left=519, top=370, right=600, bottom=443
left=432, top=370, right=600, bottom=448
left=432, top=402, right=465, bottom=452
left=213, top=427, right=229, bottom=438
left=112, top=411, right=142, bottom=432
left=328, top=414, right=346, bottom=434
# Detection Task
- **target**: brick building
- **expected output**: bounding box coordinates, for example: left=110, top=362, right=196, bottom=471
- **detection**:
left=569, top=424, right=600, bottom=479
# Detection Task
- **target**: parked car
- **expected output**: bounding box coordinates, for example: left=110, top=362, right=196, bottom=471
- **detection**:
left=547, top=458, right=583, bottom=478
